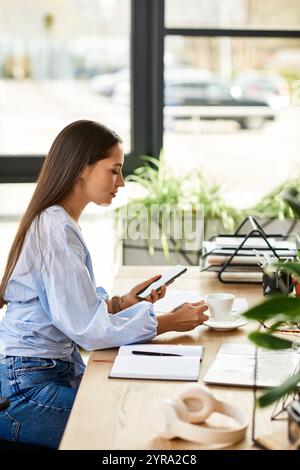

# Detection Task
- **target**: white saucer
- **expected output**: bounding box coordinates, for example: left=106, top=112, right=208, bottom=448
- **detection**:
left=203, top=317, right=248, bottom=331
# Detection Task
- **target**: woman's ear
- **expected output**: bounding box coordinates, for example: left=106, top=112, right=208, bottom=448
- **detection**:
left=79, top=165, right=91, bottom=181
left=77, top=172, right=86, bottom=186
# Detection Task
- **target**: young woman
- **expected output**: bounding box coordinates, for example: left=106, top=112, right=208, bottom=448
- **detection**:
left=0, top=120, right=208, bottom=448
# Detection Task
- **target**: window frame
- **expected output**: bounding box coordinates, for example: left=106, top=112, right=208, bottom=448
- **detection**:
left=0, top=0, right=165, bottom=182
left=0, top=1, right=300, bottom=183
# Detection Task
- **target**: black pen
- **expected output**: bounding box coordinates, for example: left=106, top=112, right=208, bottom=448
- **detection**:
left=131, top=350, right=182, bottom=356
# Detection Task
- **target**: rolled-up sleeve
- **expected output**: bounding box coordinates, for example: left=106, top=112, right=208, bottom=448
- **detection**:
left=42, top=235, right=157, bottom=351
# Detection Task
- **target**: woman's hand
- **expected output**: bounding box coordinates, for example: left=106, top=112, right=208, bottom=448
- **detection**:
left=122, top=275, right=167, bottom=308
left=106, top=275, right=168, bottom=313
left=156, top=300, right=209, bottom=335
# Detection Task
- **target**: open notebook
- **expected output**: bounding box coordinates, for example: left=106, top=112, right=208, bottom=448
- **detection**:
left=203, top=343, right=300, bottom=388
left=109, top=344, right=204, bottom=381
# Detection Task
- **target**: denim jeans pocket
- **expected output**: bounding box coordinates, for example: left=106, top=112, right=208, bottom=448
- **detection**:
left=14, top=357, right=57, bottom=375
left=0, top=409, right=21, bottom=442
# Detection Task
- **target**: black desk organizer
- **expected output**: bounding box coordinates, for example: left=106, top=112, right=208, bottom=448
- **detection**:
left=201, top=216, right=296, bottom=285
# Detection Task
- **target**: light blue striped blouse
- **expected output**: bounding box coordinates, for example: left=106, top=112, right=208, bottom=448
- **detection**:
left=0, top=205, right=157, bottom=378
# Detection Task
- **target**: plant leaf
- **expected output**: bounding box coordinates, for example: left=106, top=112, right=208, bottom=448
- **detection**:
left=268, top=321, right=287, bottom=332
left=161, top=233, right=169, bottom=259
left=247, top=177, right=300, bottom=219
left=258, top=371, right=300, bottom=407
left=275, top=261, right=300, bottom=279
left=242, top=296, right=300, bottom=321
left=248, top=331, right=293, bottom=349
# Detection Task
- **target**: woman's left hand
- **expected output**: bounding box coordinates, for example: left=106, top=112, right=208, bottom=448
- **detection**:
left=121, top=275, right=167, bottom=309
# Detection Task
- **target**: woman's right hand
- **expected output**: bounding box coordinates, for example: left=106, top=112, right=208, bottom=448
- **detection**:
left=156, top=300, right=209, bottom=335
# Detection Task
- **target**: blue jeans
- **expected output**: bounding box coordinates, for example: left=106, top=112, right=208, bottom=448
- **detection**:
left=0, top=355, right=81, bottom=449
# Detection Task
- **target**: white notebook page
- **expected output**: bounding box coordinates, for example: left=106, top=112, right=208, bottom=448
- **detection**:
left=109, top=344, right=204, bottom=381
left=204, top=343, right=299, bottom=388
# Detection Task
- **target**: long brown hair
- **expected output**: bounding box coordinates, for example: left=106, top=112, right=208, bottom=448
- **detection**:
left=0, top=120, right=122, bottom=308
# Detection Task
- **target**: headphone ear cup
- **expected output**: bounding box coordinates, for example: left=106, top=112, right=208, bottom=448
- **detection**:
left=170, top=396, right=189, bottom=421
left=176, top=384, right=216, bottom=423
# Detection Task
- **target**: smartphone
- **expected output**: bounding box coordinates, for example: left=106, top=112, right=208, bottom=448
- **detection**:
left=136, top=265, right=187, bottom=300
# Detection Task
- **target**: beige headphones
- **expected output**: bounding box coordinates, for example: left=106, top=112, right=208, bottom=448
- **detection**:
left=153, top=384, right=249, bottom=446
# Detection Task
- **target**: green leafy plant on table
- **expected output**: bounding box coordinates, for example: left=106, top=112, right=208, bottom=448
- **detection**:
left=242, top=260, right=300, bottom=408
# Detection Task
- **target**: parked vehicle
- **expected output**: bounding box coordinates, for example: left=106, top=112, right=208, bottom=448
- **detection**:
left=164, top=69, right=275, bottom=130
left=232, top=72, right=290, bottom=111
left=91, top=68, right=276, bottom=129
left=90, top=68, right=129, bottom=97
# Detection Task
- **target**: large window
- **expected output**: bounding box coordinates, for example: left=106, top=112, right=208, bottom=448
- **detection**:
left=0, top=0, right=131, bottom=156
left=1, top=0, right=299, bottom=197
left=163, top=1, right=300, bottom=208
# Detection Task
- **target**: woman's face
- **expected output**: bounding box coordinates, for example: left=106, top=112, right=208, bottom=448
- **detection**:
left=81, top=143, right=125, bottom=205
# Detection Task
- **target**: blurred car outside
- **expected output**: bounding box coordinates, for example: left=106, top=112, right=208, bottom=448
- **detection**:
left=231, top=71, right=290, bottom=112
left=90, top=68, right=129, bottom=97
left=91, top=67, right=275, bottom=130
left=164, top=68, right=275, bottom=130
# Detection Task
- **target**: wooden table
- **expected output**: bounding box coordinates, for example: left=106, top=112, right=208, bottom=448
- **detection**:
left=60, top=266, right=292, bottom=450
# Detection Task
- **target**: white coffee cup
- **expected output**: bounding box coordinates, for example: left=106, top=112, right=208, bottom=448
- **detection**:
left=204, top=293, right=235, bottom=322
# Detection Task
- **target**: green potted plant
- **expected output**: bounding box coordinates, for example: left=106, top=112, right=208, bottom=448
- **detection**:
left=242, top=260, right=300, bottom=448
left=246, top=178, right=300, bottom=234
left=184, top=171, right=241, bottom=240
left=120, top=155, right=188, bottom=264
left=119, top=155, right=241, bottom=265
